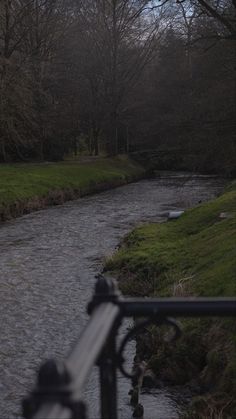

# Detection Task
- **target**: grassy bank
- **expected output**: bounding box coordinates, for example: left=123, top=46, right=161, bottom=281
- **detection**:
left=0, top=156, right=145, bottom=221
left=105, top=183, right=236, bottom=418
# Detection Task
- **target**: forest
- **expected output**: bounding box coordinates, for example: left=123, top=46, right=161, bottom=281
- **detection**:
left=0, top=0, right=235, bottom=172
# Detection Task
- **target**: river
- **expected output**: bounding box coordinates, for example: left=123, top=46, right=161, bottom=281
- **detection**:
left=0, top=172, right=226, bottom=419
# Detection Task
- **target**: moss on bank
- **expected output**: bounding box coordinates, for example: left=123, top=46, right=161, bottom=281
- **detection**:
left=105, top=184, right=236, bottom=418
left=0, top=156, right=145, bottom=221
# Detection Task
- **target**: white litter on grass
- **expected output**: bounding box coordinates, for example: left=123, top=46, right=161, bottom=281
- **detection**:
left=219, top=212, right=234, bottom=219
left=168, top=210, right=185, bottom=220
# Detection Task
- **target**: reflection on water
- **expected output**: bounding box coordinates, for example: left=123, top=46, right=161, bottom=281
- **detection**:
left=0, top=173, right=226, bottom=418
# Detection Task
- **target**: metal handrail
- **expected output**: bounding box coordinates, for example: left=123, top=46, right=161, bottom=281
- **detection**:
left=22, top=275, right=236, bottom=419
left=120, top=297, right=236, bottom=317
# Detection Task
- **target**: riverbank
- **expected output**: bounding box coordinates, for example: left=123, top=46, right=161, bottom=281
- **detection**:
left=0, top=156, right=146, bottom=221
left=105, top=181, right=236, bottom=418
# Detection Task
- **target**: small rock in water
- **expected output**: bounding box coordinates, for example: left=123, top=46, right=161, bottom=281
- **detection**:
left=133, top=403, right=144, bottom=418
left=130, top=386, right=139, bottom=406
left=142, top=369, right=157, bottom=388
left=168, top=210, right=184, bottom=220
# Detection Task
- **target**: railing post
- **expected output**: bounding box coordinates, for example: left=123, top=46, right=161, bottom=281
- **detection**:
left=99, top=335, right=118, bottom=419
left=88, top=274, right=121, bottom=419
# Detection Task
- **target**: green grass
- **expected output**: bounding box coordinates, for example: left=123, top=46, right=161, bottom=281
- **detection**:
left=0, top=156, right=145, bottom=217
left=105, top=184, right=236, bottom=418
left=106, top=187, right=236, bottom=297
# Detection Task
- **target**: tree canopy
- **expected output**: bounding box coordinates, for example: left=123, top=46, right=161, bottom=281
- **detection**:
left=0, top=0, right=235, bottom=172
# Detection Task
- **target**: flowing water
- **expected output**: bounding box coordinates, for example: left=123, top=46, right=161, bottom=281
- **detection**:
left=0, top=173, right=226, bottom=419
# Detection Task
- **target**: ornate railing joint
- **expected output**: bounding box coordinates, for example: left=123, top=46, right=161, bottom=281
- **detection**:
left=22, top=359, right=87, bottom=419
left=87, top=273, right=122, bottom=314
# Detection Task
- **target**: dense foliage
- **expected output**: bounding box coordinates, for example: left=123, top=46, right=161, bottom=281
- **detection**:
left=0, top=1, right=235, bottom=170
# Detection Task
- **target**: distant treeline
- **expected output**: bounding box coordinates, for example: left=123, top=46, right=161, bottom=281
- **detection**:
left=0, top=1, right=235, bottom=172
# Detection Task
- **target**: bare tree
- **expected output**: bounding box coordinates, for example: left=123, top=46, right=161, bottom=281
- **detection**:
left=152, top=0, right=236, bottom=40
left=0, top=0, right=72, bottom=160
left=73, top=0, right=164, bottom=155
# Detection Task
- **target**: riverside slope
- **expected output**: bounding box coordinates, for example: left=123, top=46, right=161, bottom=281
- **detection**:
left=0, top=156, right=146, bottom=221
left=106, top=181, right=236, bottom=418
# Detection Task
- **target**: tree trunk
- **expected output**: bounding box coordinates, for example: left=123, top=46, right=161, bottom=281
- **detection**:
left=1, top=140, right=7, bottom=162
left=74, top=138, right=77, bottom=156
left=94, top=130, right=99, bottom=156
left=108, top=112, right=118, bottom=156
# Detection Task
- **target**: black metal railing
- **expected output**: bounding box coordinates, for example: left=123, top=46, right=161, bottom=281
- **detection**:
left=22, top=275, right=236, bottom=419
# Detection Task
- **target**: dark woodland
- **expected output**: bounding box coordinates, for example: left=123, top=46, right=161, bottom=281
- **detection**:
left=0, top=0, right=235, bottom=173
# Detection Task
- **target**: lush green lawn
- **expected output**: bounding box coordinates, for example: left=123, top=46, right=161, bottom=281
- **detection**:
left=0, top=156, right=145, bottom=215
left=106, top=183, right=236, bottom=418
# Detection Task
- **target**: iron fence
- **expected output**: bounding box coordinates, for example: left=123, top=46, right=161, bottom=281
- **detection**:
left=22, top=275, right=236, bottom=419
